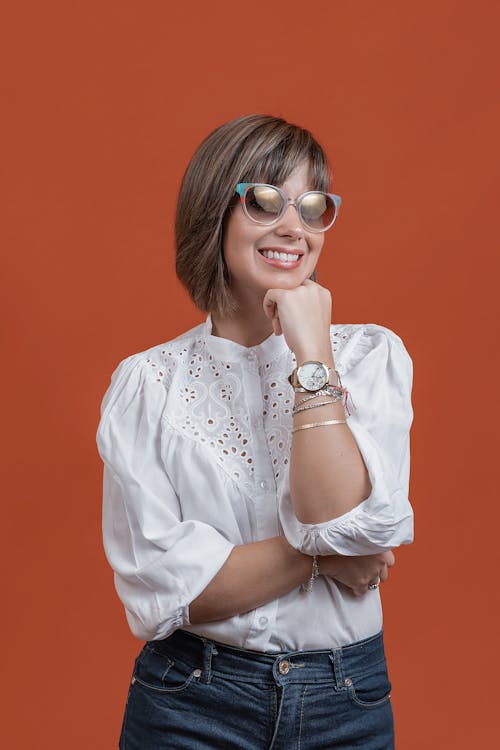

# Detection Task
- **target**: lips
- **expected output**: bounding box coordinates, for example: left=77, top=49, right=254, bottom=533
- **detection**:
left=257, top=247, right=304, bottom=268
left=258, top=247, right=303, bottom=262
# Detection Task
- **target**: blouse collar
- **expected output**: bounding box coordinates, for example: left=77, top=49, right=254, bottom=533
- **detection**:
left=203, top=313, right=290, bottom=366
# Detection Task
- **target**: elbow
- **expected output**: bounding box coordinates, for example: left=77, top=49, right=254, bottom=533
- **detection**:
left=125, top=609, right=161, bottom=641
left=298, top=499, right=414, bottom=557
left=115, top=574, right=185, bottom=641
left=291, top=477, right=373, bottom=526
left=124, top=605, right=185, bottom=642
left=188, top=597, right=208, bottom=625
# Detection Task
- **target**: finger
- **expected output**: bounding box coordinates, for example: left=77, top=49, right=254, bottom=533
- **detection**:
left=379, top=564, right=389, bottom=583
left=382, top=550, right=396, bottom=567
left=269, top=304, right=282, bottom=335
left=262, top=296, right=275, bottom=320
left=343, top=585, right=358, bottom=598
left=262, top=289, right=283, bottom=319
left=333, top=581, right=359, bottom=598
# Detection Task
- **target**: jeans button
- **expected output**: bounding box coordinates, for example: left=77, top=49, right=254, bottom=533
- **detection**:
left=279, top=660, right=290, bottom=675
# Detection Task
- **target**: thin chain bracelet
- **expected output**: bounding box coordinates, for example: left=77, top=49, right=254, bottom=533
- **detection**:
left=292, top=418, right=347, bottom=433
left=300, top=555, right=320, bottom=593
left=293, top=400, right=338, bottom=416
left=294, top=391, right=343, bottom=408
left=293, top=386, right=355, bottom=418
left=293, top=384, right=345, bottom=395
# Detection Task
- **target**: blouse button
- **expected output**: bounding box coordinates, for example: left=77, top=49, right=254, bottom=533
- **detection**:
left=259, top=616, right=268, bottom=626
left=259, top=480, right=268, bottom=490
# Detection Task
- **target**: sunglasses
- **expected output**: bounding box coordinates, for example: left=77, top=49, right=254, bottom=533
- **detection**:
left=235, top=183, right=341, bottom=233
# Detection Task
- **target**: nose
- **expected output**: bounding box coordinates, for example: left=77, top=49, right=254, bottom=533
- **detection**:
left=274, top=200, right=303, bottom=239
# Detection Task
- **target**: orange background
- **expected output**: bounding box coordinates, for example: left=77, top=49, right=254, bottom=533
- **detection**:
left=2, top=1, right=499, bottom=747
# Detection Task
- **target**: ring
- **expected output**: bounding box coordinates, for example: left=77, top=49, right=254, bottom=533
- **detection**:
left=368, top=579, right=380, bottom=590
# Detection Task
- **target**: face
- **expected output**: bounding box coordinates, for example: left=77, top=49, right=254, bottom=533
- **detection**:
left=222, top=160, right=325, bottom=311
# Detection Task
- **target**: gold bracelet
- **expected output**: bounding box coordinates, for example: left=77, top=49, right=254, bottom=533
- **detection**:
left=292, top=418, right=347, bottom=433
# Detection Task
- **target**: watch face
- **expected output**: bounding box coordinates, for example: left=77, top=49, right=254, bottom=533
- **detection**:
left=297, top=362, right=328, bottom=391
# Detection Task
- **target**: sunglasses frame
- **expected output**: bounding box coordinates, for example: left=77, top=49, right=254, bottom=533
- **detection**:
left=235, top=183, right=342, bottom=233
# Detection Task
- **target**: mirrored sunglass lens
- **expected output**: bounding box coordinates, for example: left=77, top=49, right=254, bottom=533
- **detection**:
left=245, top=186, right=284, bottom=223
left=300, top=193, right=335, bottom=229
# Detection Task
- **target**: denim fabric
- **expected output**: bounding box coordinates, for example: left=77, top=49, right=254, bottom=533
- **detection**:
left=119, top=629, right=394, bottom=749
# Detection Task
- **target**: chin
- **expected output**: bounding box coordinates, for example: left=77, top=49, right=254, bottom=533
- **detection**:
left=274, top=270, right=314, bottom=287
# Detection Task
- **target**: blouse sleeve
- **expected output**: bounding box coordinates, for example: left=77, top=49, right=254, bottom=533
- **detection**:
left=280, top=324, right=414, bottom=556
left=96, top=355, right=235, bottom=641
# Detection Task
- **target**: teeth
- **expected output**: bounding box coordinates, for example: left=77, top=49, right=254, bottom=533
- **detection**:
left=261, top=250, right=300, bottom=262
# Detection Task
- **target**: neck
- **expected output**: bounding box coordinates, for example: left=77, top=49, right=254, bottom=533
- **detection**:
left=211, top=306, right=274, bottom=348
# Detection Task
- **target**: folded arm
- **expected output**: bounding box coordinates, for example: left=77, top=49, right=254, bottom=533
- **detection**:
left=281, top=324, right=415, bottom=556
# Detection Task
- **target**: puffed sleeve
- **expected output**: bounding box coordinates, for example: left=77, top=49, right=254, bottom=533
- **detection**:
left=96, top=355, right=235, bottom=641
left=280, top=324, right=414, bottom=556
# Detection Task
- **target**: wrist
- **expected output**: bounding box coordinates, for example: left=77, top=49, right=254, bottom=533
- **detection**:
left=300, top=554, right=320, bottom=593
left=318, top=553, right=341, bottom=579
left=280, top=536, right=313, bottom=585
left=293, top=347, right=334, bottom=368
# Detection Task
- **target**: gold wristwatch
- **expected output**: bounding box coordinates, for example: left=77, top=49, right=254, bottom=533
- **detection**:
left=288, top=361, right=340, bottom=393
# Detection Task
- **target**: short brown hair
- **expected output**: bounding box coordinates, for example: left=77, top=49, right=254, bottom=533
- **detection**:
left=175, top=114, right=331, bottom=316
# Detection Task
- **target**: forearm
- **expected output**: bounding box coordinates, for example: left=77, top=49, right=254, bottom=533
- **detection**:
left=188, top=536, right=312, bottom=624
left=289, top=345, right=372, bottom=525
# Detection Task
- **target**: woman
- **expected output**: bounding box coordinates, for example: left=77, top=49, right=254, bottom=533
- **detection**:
left=97, top=114, right=414, bottom=749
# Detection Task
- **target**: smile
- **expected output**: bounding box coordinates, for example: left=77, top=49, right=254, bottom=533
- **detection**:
left=257, top=248, right=303, bottom=268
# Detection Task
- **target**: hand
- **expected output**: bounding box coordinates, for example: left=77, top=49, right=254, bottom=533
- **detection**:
left=319, top=551, right=396, bottom=597
left=262, top=279, right=333, bottom=363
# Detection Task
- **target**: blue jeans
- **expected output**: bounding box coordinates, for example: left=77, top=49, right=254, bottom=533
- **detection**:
left=120, top=628, right=394, bottom=749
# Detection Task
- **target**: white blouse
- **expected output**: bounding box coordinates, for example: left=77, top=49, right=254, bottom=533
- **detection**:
left=96, top=315, right=414, bottom=652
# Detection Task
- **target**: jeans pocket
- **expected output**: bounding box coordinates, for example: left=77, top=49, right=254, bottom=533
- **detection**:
left=345, top=659, right=392, bottom=709
left=132, top=644, right=200, bottom=694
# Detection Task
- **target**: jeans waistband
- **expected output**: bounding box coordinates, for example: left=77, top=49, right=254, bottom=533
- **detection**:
left=148, top=629, right=387, bottom=687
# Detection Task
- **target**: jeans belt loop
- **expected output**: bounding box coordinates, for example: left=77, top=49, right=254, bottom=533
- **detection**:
left=201, top=638, right=216, bottom=685
left=330, top=648, right=345, bottom=691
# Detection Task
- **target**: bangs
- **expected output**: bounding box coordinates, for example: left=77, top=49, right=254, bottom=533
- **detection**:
left=176, top=114, right=332, bottom=316
left=239, top=126, right=330, bottom=192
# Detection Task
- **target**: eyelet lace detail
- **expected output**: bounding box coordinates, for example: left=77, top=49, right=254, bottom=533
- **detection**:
left=261, top=367, right=294, bottom=484
left=149, top=335, right=254, bottom=495
left=145, top=323, right=360, bottom=496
